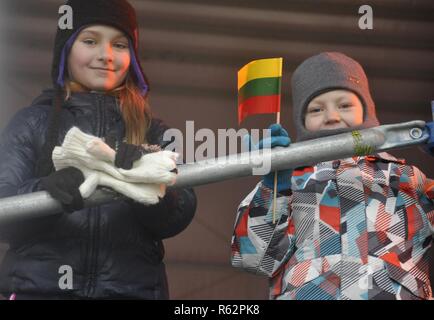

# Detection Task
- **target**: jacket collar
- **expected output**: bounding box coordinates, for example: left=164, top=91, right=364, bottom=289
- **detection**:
left=315, top=152, right=406, bottom=169
left=365, top=152, right=406, bottom=165
left=346, top=152, right=406, bottom=165
left=32, top=88, right=121, bottom=115
left=64, top=91, right=118, bottom=106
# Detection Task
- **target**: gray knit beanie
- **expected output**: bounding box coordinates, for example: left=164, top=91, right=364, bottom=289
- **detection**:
left=291, top=52, right=380, bottom=142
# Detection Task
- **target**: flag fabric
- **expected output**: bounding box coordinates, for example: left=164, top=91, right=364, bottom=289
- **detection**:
left=237, top=57, right=283, bottom=124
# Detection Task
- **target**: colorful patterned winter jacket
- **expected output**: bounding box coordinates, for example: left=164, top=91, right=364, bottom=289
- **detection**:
left=232, top=153, right=434, bottom=300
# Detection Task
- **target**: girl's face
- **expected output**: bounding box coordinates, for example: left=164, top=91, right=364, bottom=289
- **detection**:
left=304, top=90, right=364, bottom=131
left=67, top=25, right=131, bottom=92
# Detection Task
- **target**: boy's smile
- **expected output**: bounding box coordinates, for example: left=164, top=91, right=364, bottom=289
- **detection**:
left=67, top=25, right=131, bottom=92
left=304, top=90, right=364, bottom=131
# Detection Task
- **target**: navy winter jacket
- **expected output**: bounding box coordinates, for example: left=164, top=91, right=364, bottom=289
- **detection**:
left=0, top=89, right=196, bottom=299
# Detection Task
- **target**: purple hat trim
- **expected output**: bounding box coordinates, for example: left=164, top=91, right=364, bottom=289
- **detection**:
left=57, top=27, right=83, bottom=87
left=128, top=41, right=149, bottom=96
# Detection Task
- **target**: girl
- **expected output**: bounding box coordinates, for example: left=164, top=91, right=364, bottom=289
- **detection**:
left=0, top=0, right=196, bottom=299
left=231, top=52, right=434, bottom=300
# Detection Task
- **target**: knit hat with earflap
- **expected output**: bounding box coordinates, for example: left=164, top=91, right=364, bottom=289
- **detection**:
left=52, top=0, right=149, bottom=94
left=36, top=0, right=149, bottom=177
left=291, top=52, right=380, bottom=142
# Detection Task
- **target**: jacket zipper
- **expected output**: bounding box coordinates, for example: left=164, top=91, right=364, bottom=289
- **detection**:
left=85, top=94, right=105, bottom=297
left=89, top=207, right=101, bottom=296
left=85, top=208, right=94, bottom=296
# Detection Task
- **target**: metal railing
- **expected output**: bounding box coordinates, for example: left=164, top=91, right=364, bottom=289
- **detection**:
left=0, top=121, right=429, bottom=224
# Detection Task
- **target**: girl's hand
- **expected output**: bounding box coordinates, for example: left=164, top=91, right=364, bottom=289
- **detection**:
left=40, top=167, right=85, bottom=213
left=114, top=142, right=143, bottom=169
left=117, top=151, right=178, bottom=186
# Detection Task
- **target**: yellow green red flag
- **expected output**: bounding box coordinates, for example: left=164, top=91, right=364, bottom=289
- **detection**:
left=237, top=57, right=283, bottom=124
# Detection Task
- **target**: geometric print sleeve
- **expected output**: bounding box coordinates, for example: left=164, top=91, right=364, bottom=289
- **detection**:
left=231, top=181, right=296, bottom=277
left=411, top=166, right=434, bottom=235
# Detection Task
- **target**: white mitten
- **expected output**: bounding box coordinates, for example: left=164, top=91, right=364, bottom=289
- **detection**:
left=78, top=167, right=165, bottom=205
left=117, top=151, right=178, bottom=185
left=97, top=172, right=166, bottom=205
left=60, top=127, right=118, bottom=173
left=60, top=127, right=178, bottom=185
left=86, top=137, right=116, bottom=163
left=53, top=146, right=165, bottom=205
left=53, top=146, right=100, bottom=198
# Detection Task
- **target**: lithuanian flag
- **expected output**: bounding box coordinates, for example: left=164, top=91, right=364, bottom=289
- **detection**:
left=237, top=57, right=283, bottom=124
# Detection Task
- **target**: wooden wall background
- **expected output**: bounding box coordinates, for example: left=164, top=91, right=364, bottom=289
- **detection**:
left=0, top=0, right=433, bottom=299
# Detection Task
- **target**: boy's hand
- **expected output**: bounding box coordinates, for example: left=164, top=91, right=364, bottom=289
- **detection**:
left=421, top=122, right=434, bottom=156
left=243, top=124, right=292, bottom=192
left=243, top=124, right=291, bottom=151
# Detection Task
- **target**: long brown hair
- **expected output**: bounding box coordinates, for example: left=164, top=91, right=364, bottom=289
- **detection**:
left=64, top=72, right=152, bottom=145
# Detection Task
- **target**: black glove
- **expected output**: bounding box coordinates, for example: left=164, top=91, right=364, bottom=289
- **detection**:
left=114, top=142, right=142, bottom=170
left=40, top=167, right=85, bottom=213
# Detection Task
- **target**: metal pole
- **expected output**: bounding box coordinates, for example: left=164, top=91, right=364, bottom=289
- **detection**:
left=0, top=121, right=429, bottom=224
left=175, top=120, right=428, bottom=187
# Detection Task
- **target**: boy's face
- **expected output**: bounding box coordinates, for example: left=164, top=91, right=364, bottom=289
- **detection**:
left=67, top=25, right=131, bottom=92
left=304, top=90, right=364, bottom=131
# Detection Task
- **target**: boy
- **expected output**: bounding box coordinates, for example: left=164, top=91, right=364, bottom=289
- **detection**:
left=231, top=52, right=434, bottom=300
